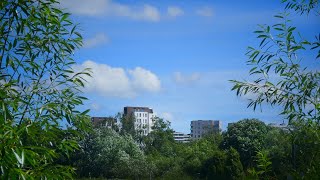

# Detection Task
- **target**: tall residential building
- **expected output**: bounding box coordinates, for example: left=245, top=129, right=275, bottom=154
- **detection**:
left=173, top=132, right=191, bottom=143
left=190, top=120, right=222, bottom=139
left=123, top=106, right=155, bottom=135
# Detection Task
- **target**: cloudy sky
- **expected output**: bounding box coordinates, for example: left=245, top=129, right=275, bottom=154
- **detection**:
left=60, top=0, right=319, bottom=133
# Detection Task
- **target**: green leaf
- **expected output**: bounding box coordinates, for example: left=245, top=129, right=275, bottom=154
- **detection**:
left=260, top=38, right=267, bottom=47
left=81, top=109, right=90, bottom=115
left=274, top=15, right=284, bottom=18
left=288, top=26, right=296, bottom=32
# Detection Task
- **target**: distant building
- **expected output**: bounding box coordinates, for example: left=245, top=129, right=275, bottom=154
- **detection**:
left=123, top=106, right=155, bottom=136
left=173, top=132, right=191, bottom=143
left=91, top=117, right=118, bottom=129
left=190, top=120, right=222, bottom=139
left=268, top=122, right=287, bottom=129
left=228, top=122, right=235, bottom=128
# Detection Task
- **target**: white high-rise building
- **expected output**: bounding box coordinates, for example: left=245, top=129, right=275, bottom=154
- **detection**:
left=124, top=106, right=155, bottom=135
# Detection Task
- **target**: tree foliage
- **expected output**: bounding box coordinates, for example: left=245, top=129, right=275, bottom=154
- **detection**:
left=225, top=147, right=244, bottom=180
left=0, top=0, right=90, bottom=178
left=143, top=117, right=175, bottom=155
left=223, top=119, right=269, bottom=168
left=73, top=127, right=149, bottom=179
left=230, top=0, right=320, bottom=178
left=230, top=10, right=319, bottom=123
left=262, top=127, right=291, bottom=177
left=282, top=0, right=319, bottom=15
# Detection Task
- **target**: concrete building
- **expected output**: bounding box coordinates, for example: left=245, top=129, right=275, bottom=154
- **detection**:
left=173, top=132, right=191, bottom=143
left=190, top=120, right=222, bottom=139
left=228, top=122, right=235, bottom=129
left=268, top=122, right=287, bottom=129
left=123, top=106, right=155, bottom=136
left=91, top=117, right=117, bottom=129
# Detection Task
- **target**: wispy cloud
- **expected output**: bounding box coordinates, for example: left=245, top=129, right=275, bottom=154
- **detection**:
left=160, top=112, right=174, bottom=122
left=59, top=0, right=160, bottom=22
left=83, top=33, right=109, bottom=48
left=173, top=72, right=201, bottom=85
left=73, top=60, right=161, bottom=98
left=167, top=6, right=184, bottom=18
left=90, top=103, right=102, bottom=111
left=59, top=0, right=107, bottom=16
left=196, top=6, right=214, bottom=17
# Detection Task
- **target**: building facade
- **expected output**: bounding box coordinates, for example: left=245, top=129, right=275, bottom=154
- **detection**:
left=123, top=106, right=155, bottom=135
left=227, top=122, right=235, bottom=129
left=173, top=132, right=191, bottom=143
left=91, top=117, right=118, bottom=129
left=268, top=122, right=287, bottom=129
left=190, top=120, right=222, bottom=139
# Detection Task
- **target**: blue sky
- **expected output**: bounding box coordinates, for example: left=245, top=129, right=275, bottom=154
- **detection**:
left=60, top=0, right=319, bottom=133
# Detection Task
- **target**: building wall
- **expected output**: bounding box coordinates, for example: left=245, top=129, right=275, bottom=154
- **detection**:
left=124, top=106, right=155, bottom=135
left=91, top=117, right=117, bottom=129
left=190, top=120, right=221, bottom=139
left=173, top=132, right=191, bottom=143
left=268, top=122, right=287, bottom=129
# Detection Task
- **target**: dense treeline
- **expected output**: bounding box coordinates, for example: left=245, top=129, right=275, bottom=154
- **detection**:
left=70, top=0, right=320, bottom=178
left=1, top=0, right=319, bottom=179
left=71, top=117, right=319, bottom=179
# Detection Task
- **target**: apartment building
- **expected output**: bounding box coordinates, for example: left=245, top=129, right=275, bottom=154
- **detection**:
left=123, top=106, right=155, bottom=135
left=173, top=132, right=191, bottom=143
left=190, top=120, right=222, bottom=139
left=91, top=117, right=118, bottom=129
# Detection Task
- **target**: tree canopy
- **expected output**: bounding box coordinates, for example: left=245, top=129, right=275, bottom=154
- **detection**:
left=223, top=119, right=269, bottom=168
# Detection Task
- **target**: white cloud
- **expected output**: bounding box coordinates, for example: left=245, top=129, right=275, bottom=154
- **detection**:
left=134, top=5, right=160, bottom=22
left=196, top=6, right=214, bottom=17
left=109, top=3, right=160, bottom=21
left=83, top=33, right=109, bottom=48
left=73, top=60, right=161, bottom=98
left=167, top=6, right=184, bottom=17
left=59, top=0, right=160, bottom=22
left=129, top=67, right=161, bottom=93
left=59, top=0, right=107, bottom=16
left=173, top=72, right=201, bottom=85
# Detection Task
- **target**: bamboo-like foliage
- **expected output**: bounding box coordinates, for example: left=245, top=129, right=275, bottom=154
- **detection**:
left=230, top=9, right=319, bottom=124
left=230, top=0, right=320, bottom=178
left=0, top=0, right=91, bottom=179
